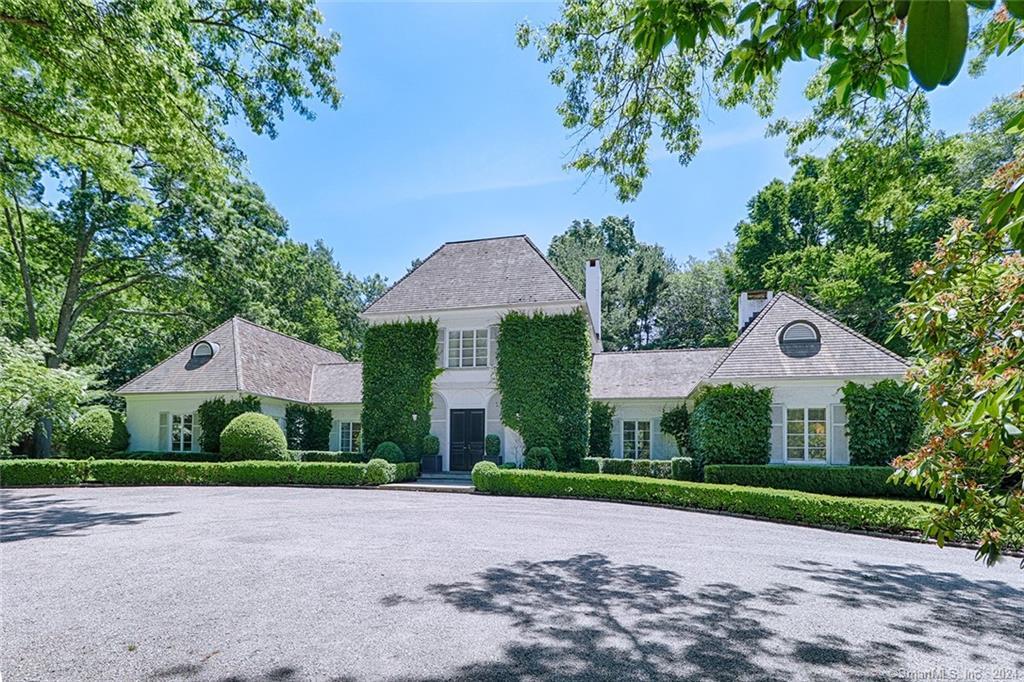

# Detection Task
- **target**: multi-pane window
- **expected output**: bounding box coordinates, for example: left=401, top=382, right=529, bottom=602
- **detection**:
left=447, top=329, right=488, bottom=368
left=338, top=422, right=362, bottom=452
left=786, top=408, right=827, bottom=462
left=623, top=420, right=652, bottom=459
left=159, top=412, right=194, bottom=452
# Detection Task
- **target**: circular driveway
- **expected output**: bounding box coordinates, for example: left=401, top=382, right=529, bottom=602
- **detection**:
left=2, top=486, right=1022, bottom=681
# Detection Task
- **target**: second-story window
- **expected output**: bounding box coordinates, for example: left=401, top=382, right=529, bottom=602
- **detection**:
left=447, top=329, right=488, bottom=368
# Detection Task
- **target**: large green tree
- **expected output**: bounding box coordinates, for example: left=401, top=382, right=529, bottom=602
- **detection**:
left=547, top=216, right=675, bottom=349
left=655, top=248, right=736, bottom=348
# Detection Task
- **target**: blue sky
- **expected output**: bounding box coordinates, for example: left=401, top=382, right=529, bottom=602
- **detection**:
left=231, top=2, right=1022, bottom=283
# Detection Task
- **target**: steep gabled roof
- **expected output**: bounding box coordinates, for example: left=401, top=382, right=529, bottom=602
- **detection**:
left=116, top=317, right=350, bottom=403
left=705, top=292, right=909, bottom=381
left=591, top=348, right=726, bottom=400
left=362, top=235, right=582, bottom=315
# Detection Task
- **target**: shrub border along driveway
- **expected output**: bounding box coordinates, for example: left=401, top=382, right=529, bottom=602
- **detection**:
left=471, top=462, right=1024, bottom=555
left=0, top=459, right=419, bottom=487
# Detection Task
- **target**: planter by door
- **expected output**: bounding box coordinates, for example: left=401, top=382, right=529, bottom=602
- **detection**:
left=449, top=409, right=485, bottom=472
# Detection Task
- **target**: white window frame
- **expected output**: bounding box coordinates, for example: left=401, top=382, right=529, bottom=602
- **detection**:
left=159, top=412, right=196, bottom=452
left=622, top=420, right=652, bottom=459
left=785, top=407, right=828, bottom=464
left=337, top=422, right=362, bottom=453
left=446, top=329, right=489, bottom=369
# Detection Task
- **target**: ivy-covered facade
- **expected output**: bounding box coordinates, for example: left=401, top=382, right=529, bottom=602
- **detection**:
left=117, top=236, right=911, bottom=471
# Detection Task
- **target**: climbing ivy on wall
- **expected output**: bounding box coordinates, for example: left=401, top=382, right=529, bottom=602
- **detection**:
left=361, top=319, right=440, bottom=458
left=196, top=396, right=262, bottom=452
left=842, top=380, right=922, bottom=466
left=589, top=401, right=614, bottom=456
left=690, top=384, right=772, bottom=468
left=285, top=404, right=333, bottom=451
left=496, top=309, right=591, bottom=471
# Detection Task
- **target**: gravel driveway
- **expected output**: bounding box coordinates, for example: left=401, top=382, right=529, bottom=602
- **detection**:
left=2, top=486, right=1022, bottom=681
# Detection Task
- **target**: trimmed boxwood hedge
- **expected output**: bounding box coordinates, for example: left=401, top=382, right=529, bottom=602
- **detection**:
left=66, top=407, right=127, bottom=459
left=220, top=413, right=289, bottom=461
left=106, top=451, right=228, bottom=462
left=0, top=459, right=88, bottom=486
left=703, top=464, right=928, bottom=499
left=582, top=457, right=687, bottom=480
left=471, top=463, right=935, bottom=535
left=292, top=451, right=365, bottom=463
left=196, top=396, right=262, bottom=452
left=1, top=459, right=416, bottom=487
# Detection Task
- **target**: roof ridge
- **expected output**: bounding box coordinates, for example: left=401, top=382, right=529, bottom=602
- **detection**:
left=774, top=292, right=910, bottom=366
left=597, top=347, right=729, bottom=356
left=231, top=316, right=349, bottom=362
left=703, top=293, right=785, bottom=380
left=442, top=234, right=527, bottom=245
left=115, top=317, right=236, bottom=394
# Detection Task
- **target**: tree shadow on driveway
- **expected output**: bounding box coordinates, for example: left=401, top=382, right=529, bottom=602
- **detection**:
left=0, top=492, right=178, bottom=543
left=386, top=553, right=1023, bottom=681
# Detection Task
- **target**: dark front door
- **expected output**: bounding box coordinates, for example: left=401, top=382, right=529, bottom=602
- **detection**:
left=449, top=409, right=485, bottom=472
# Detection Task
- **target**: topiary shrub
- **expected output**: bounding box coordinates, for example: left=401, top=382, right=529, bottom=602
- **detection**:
left=581, top=457, right=602, bottom=474
left=690, top=384, right=772, bottom=468
left=671, top=457, right=695, bottom=481
left=472, top=460, right=499, bottom=488
left=66, top=407, right=119, bottom=459
left=485, top=434, right=501, bottom=458
left=588, top=401, right=614, bottom=456
left=660, top=404, right=689, bottom=455
left=602, top=458, right=634, bottom=475
left=220, top=412, right=288, bottom=461
left=196, top=396, right=261, bottom=452
left=422, top=434, right=440, bottom=457
left=523, top=446, right=557, bottom=471
left=364, top=458, right=396, bottom=486
left=373, top=441, right=404, bottom=464
left=361, top=320, right=440, bottom=457
left=497, top=310, right=591, bottom=471
left=842, top=380, right=923, bottom=466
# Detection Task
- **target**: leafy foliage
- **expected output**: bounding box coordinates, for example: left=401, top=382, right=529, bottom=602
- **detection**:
left=523, top=446, right=558, bottom=471
left=655, top=248, right=737, bottom=349
left=219, top=412, right=288, bottom=461
left=704, top=464, right=927, bottom=499
left=659, top=404, right=690, bottom=455
left=485, top=434, right=501, bottom=458
left=517, top=0, right=1022, bottom=200
left=842, top=380, right=922, bottom=466
left=66, top=407, right=124, bottom=459
left=285, top=403, right=332, bottom=451
left=196, top=396, right=262, bottom=453
left=361, top=320, right=440, bottom=457
left=372, top=441, right=404, bottom=465
left=496, top=310, right=591, bottom=470
left=0, top=458, right=87, bottom=486
left=582, top=456, right=675, bottom=479
left=547, top=216, right=675, bottom=349
left=0, top=336, right=89, bottom=452
left=690, top=384, right=773, bottom=467
left=422, top=434, right=441, bottom=457
left=364, top=458, right=396, bottom=486
left=588, top=401, right=615, bottom=456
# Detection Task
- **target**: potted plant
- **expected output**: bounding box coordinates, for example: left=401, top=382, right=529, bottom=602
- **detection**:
left=484, top=433, right=501, bottom=464
left=422, top=434, right=441, bottom=473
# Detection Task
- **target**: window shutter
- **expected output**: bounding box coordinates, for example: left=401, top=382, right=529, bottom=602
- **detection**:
left=436, top=328, right=446, bottom=368
left=770, top=403, right=784, bottom=463
left=488, top=325, right=499, bottom=367
left=329, top=418, right=339, bottom=452
left=830, top=403, right=849, bottom=465
left=158, top=412, right=169, bottom=451
left=192, top=415, right=201, bottom=453
left=610, top=418, right=622, bottom=458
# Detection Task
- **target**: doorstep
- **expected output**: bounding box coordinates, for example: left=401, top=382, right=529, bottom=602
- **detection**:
left=380, top=472, right=475, bottom=494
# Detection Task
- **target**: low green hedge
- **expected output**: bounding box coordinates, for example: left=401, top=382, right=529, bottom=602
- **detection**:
left=702, top=465, right=929, bottom=499
left=292, top=451, right=366, bottom=463
left=471, top=463, right=934, bottom=535
left=0, top=459, right=88, bottom=486
left=105, top=451, right=229, bottom=462
left=1, top=459, right=415, bottom=487
left=581, top=457, right=688, bottom=480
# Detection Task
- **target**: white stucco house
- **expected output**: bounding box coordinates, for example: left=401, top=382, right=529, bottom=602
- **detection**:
left=116, top=235, right=908, bottom=471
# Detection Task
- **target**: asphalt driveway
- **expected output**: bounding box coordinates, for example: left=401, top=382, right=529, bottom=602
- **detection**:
left=1, top=487, right=1021, bottom=681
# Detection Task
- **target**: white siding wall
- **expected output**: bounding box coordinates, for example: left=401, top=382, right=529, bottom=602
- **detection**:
left=602, top=399, right=686, bottom=460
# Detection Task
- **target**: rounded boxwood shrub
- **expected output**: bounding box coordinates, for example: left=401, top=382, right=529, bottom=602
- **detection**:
left=690, top=384, right=772, bottom=468
left=373, top=441, right=404, bottom=464
left=472, top=460, right=499, bottom=488
left=66, top=407, right=123, bottom=459
left=422, top=434, right=440, bottom=457
left=364, top=458, right=396, bottom=485
left=220, top=412, right=288, bottom=461
left=485, top=434, right=501, bottom=457
left=523, top=446, right=557, bottom=471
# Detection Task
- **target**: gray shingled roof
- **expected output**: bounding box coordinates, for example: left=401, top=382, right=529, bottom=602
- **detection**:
left=363, top=235, right=581, bottom=315
left=591, top=349, right=726, bottom=400
left=309, top=363, right=363, bottom=403
left=116, top=318, right=351, bottom=403
left=706, top=292, right=909, bottom=381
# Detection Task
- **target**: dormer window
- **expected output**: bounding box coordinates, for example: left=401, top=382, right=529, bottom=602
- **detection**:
left=191, top=340, right=218, bottom=361
left=779, top=321, right=820, bottom=358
